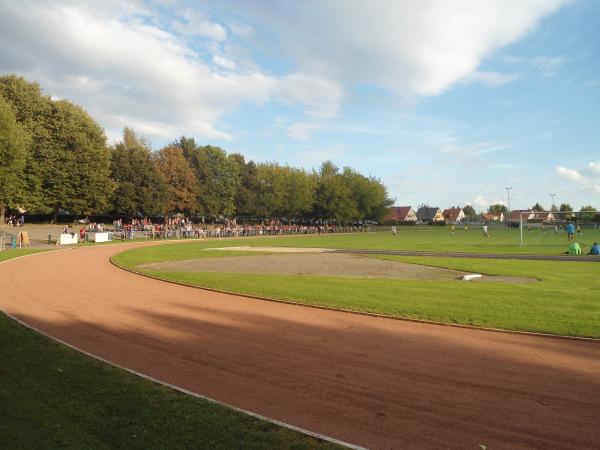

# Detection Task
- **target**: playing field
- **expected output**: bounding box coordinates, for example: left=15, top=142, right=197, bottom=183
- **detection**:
left=3, top=236, right=600, bottom=449
left=113, top=230, right=600, bottom=338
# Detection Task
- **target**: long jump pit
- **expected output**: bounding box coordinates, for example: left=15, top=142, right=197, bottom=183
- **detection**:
left=140, top=245, right=537, bottom=284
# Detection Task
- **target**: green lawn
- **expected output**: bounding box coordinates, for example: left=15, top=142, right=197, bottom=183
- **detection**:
left=113, top=234, right=600, bottom=338
left=0, top=313, right=340, bottom=450
left=0, top=248, right=48, bottom=262
left=116, top=228, right=600, bottom=258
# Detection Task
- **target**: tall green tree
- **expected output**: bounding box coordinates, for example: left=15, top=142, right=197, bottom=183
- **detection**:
left=488, top=204, right=507, bottom=214
left=342, top=167, right=393, bottom=222
left=462, top=205, right=477, bottom=221
left=155, top=145, right=199, bottom=214
left=0, top=95, right=27, bottom=222
left=580, top=205, right=597, bottom=212
left=255, top=162, right=287, bottom=218
left=110, top=128, right=168, bottom=216
left=559, top=203, right=573, bottom=213
left=283, top=167, right=316, bottom=219
left=0, top=75, right=113, bottom=218
left=229, top=153, right=260, bottom=217
left=177, top=139, right=239, bottom=217
left=314, top=161, right=357, bottom=224
left=531, top=202, right=545, bottom=212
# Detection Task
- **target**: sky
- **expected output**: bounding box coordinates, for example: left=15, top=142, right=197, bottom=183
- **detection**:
left=0, top=0, right=598, bottom=211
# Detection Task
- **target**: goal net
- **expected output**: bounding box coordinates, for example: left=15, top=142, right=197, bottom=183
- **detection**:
left=513, top=210, right=600, bottom=247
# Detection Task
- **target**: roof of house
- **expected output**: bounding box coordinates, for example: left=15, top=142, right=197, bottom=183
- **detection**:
left=386, top=206, right=415, bottom=221
left=416, top=206, right=441, bottom=221
left=510, top=210, right=532, bottom=221
left=442, top=207, right=463, bottom=221
left=482, top=212, right=503, bottom=221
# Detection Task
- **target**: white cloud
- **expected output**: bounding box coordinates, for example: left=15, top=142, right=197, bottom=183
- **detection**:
left=0, top=1, right=347, bottom=143
left=556, top=163, right=600, bottom=197
left=441, top=140, right=509, bottom=157
left=233, top=0, right=568, bottom=97
left=502, top=54, right=565, bottom=77
left=584, top=185, right=600, bottom=194
left=583, top=161, right=600, bottom=177
left=212, top=55, right=236, bottom=71
left=556, top=166, right=584, bottom=182
left=0, top=0, right=569, bottom=144
left=463, top=71, right=520, bottom=86
left=276, top=73, right=343, bottom=118
left=288, top=122, right=322, bottom=141
left=531, top=56, right=564, bottom=77
left=470, top=195, right=506, bottom=209
left=172, top=9, right=228, bottom=41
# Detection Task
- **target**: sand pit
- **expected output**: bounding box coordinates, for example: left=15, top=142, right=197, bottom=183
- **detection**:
left=206, top=245, right=333, bottom=253
left=141, top=251, right=537, bottom=283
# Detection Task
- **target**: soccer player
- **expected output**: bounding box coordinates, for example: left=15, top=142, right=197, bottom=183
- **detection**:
left=566, top=222, right=575, bottom=241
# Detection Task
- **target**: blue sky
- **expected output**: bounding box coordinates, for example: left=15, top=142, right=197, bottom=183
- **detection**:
left=1, top=0, right=598, bottom=211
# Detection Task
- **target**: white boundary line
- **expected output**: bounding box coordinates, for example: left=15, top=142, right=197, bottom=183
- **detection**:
left=3, top=312, right=366, bottom=450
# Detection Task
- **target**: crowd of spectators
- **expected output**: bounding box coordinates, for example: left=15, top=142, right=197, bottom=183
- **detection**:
left=83, top=216, right=375, bottom=241
left=4, top=215, right=25, bottom=227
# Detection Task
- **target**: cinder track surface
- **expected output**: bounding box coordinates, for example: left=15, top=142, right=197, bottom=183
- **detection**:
left=1, top=244, right=599, bottom=449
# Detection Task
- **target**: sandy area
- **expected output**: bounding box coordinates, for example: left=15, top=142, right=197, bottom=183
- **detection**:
left=207, top=245, right=333, bottom=253
left=142, top=251, right=537, bottom=283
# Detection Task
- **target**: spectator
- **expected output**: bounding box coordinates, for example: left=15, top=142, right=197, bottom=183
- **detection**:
left=589, top=243, right=600, bottom=256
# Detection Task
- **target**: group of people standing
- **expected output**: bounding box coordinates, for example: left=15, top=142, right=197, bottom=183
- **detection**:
left=4, top=215, right=24, bottom=227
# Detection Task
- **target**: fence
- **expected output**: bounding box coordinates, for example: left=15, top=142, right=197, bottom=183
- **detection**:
left=116, top=225, right=378, bottom=241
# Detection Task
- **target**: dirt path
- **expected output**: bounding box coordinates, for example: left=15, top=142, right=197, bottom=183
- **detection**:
left=1, top=244, right=599, bottom=449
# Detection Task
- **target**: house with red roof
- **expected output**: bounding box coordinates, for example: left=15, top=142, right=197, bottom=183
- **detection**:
left=442, top=207, right=465, bottom=224
left=385, top=206, right=417, bottom=223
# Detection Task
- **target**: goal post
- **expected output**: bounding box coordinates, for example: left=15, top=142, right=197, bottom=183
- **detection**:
left=514, top=210, right=600, bottom=246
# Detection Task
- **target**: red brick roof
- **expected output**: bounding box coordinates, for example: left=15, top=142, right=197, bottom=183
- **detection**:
left=386, top=206, right=415, bottom=221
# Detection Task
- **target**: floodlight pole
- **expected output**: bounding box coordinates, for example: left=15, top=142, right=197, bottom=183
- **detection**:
left=505, top=186, right=512, bottom=228
left=550, top=193, right=556, bottom=212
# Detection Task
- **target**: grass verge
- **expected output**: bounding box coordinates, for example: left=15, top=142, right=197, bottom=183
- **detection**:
left=0, top=312, right=340, bottom=450
left=0, top=248, right=48, bottom=262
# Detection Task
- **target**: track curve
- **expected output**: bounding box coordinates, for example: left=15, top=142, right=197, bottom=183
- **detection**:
left=1, top=243, right=599, bottom=450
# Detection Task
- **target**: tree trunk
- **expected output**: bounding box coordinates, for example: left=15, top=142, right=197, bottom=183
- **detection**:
left=52, top=205, right=60, bottom=224
left=0, top=203, right=5, bottom=225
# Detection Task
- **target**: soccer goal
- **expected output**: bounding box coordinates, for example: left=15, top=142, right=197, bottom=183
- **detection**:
left=513, top=210, right=600, bottom=246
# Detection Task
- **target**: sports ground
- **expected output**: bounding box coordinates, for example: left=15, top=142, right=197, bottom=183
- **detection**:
left=1, top=228, right=600, bottom=449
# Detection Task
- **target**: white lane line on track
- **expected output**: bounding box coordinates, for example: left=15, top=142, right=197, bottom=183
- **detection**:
left=3, top=311, right=367, bottom=450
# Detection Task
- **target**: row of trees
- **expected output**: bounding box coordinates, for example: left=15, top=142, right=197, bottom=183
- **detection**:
left=488, top=203, right=597, bottom=214
left=0, top=75, right=393, bottom=224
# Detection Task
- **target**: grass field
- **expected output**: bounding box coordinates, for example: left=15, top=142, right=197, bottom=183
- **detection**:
left=121, top=227, right=600, bottom=256
left=0, top=248, right=48, bottom=262
left=113, top=232, right=600, bottom=338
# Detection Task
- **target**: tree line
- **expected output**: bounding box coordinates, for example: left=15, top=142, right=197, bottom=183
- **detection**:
left=488, top=203, right=597, bottom=214
left=0, top=75, right=393, bottom=224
